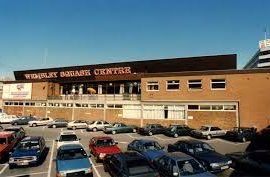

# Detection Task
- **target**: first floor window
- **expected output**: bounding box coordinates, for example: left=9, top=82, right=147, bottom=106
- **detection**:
left=211, top=79, right=226, bottom=89
left=167, top=80, right=180, bottom=90
left=188, top=79, right=202, bottom=90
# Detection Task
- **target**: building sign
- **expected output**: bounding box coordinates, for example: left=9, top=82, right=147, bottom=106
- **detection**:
left=23, top=67, right=132, bottom=80
left=259, top=39, right=270, bottom=49
left=3, top=83, right=32, bottom=100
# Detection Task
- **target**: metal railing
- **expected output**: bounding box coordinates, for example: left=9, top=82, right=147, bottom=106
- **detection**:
left=48, top=94, right=141, bottom=101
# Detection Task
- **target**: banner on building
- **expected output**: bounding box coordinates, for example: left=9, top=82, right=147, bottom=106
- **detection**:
left=3, top=83, right=32, bottom=100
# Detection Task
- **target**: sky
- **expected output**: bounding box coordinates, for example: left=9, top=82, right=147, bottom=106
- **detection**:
left=0, top=0, right=269, bottom=78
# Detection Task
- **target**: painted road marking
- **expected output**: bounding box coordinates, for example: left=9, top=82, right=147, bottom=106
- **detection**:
left=47, top=140, right=55, bottom=177
left=215, top=138, right=249, bottom=145
left=4, top=171, right=48, bottom=177
left=89, top=158, right=101, bottom=177
left=0, top=164, right=8, bottom=175
left=61, top=128, right=63, bottom=132
left=118, top=141, right=129, bottom=144
left=127, top=134, right=136, bottom=139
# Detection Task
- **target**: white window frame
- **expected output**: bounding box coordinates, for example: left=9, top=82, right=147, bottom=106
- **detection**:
left=166, top=80, right=180, bottom=91
left=146, top=81, right=159, bottom=91
left=211, top=79, right=226, bottom=90
left=188, top=79, right=202, bottom=90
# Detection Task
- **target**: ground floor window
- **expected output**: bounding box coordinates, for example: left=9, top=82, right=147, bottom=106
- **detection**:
left=143, top=105, right=185, bottom=120
left=123, top=105, right=141, bottom=118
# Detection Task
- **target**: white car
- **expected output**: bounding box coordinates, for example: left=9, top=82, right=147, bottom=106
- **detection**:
left=28, top=117, right=53, bottom=127
left=55, top=131, right=81, bottom=149
left=0, top=113, right=19, bottom=123
left=86, top=120, right=111, bottom=132
left=67, top=120, right=88, bottom=130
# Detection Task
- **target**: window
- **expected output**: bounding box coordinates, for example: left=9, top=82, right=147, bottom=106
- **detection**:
left=212, top=105, right=223, bottom=110
left=224, top=105, right=236, bottom=110
left=188, top=105, right=199, bottom=110
left=188, top=80, right=202, bottom=90
left=167, top=80, right=180, bottom=90
left=147, top=81, right=159, bottom=91
left=199, top=105, right=211, bottom=110
left=211, top=79, right=226, bottom=89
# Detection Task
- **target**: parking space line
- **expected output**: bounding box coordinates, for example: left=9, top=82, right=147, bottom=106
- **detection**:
left=118, top=141, right=129, bottom=144
left=127, top=134, right=135, bottom=139
left=0, top=164, right=8, bottom=175
left=215, top=138, right=249, bottom=145
left=94, top=164, right=103, bottom=168
left=4, top=171, right=48, bottom=177
left=47, top=140, right=55, bottom=177
left=89, top=158, right=102, bottom=177
left=61, top=128, right=63, bottom=132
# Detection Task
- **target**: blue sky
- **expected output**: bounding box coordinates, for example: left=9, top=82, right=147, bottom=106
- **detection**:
left=0, top=0, right=269, bottom=77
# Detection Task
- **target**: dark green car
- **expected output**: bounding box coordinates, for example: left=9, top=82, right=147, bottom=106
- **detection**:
left=103, top=123, right=137, bottom=134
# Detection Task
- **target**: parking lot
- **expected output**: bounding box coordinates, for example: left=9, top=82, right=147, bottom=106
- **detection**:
left=0, top=124, right=250, bottom=177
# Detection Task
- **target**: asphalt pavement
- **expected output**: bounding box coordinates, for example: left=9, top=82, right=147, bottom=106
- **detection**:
left=0, top=124, right=250, bottom=177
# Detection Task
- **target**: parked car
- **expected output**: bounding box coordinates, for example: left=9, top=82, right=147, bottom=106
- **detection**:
left=127, top=139, right=165, bottom=162
left=67, top=120, right=88, bottom=130
left=4, top=127, right=25, bottom=142
left=86, top=120, right=111, bottom=132
left=224, top=127, right=257, bottom=142
left=191, top=125, right=227, bottom=140
left=138, top=124, right=166, bottom=136
left=167, top=139, right=232, bottom=173
left=0, top=131, right=16, bottom=161
left=9, top=136, right=47, bottom=168
left=226, top=150, right=270, bottom=176
left=153, top=152, right=216, bottom=177
left=103, top=151, right=159, bottom=177
left=47, top=119, right=68, bottom=128
left=89, top=136, right=121, bottom=162
left=104, top=123, right=137, bottom=135
left=11, top=116, right=36, bottom=125
left=56, top=144, right=93, bottom=177
left=0, top=114, right=19, bottom=124
left=246, top=125, right=270, bottom=151
left=55, top=131, right=81, bottom=149
left=28, top=117, right=53, bottom=127
left=164, top=124, right=194, bottom=138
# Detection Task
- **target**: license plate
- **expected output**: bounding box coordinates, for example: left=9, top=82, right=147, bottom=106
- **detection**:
left=221, top=165, right=229, bottom=170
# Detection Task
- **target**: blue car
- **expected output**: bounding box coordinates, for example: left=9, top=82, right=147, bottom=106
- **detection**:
left=127, top=139, right=166, bottom=161
left=56, top=144, right=93, bottom=177
left=9, top=136, right=46, bottom=169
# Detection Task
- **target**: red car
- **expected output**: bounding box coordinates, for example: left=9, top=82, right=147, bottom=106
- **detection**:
left=89, top=136, right=121, bottom=162
left=0, top=131, right=17, bottom=161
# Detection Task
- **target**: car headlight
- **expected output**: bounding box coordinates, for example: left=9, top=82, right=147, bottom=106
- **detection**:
left=210, top=163, right=220, bottom=167
left=99, top=153, right=106, bottom=158
left=9, top=158, right=14, bottom=163
left=85, top=167, right=93, bottom=174
left=32, top=156, right=37, bottom=161
left=227, top=160, right=232, bottom=164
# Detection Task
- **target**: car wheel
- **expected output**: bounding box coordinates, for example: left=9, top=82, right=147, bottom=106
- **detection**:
left=206, top=135, right=212, bottom=140
left=174, top=133, right=179, bottom=138
left=93, top=127, right=97, bottom=132
left=9, top=164, right=14, bottom=169
left=112, top=130, right=116, bottom=135
left=242, top=137, right=246, bottom=142
left=148, top=132, right=153, bottom=136
left=52, top=125, right=56, bottom=128
left=72, top=126, right=76, bottom=130
left=133, top=129, right=137, bottom=133
left=33, top=123, right=37, bottom=127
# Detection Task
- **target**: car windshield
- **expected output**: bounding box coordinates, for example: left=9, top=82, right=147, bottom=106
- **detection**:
left=59, top=134, right=78, bottom=141
left=0, top=138, right=7, bottom=144
left=143, top=142, right=162, bottom=151
left=58, top=148, right=87, bottom=160
left=96, top=139, right=114, bottom=146
left=200, top=126, right=209, bottom=131
left=127, top=159, right=155, bottom=175
left=178, top=159, right=206, bottom=176
left=188, top=143, right=214, bottom=154
left=170, top=126, right=177, bottom=131
left=17, top=141, right=40, bottom=149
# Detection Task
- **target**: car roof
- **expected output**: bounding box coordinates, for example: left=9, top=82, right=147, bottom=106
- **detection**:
left=176, top=139, right=204, bottom=145
left=93, top=136, right=113, bottom=140
left=60, top=131, right=76, bottom=135
left=58, top=143, right=84, bottom=151
left=0, top=131, right=15, bottom=137
left=21, top=136, right=42, bottom=142
left=136, top=139, right=158, bottom=144
left=118, top=151, right=146, bottom=161
left=165, top=152, right=194, bottom=161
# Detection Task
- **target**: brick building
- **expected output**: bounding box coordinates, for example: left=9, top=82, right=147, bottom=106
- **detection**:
left=2, top=54, right=270, bottom=130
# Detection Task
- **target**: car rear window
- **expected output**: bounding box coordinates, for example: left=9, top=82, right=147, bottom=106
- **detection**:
left=96, top=139, right=114, bottom=146
left=58, top=148, right=87, bottom=160
left=178, top=159, right=206, bottom=176
left=59, top=134, right=78, bottom=142
left=127, top=159, right=155, bottom=175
